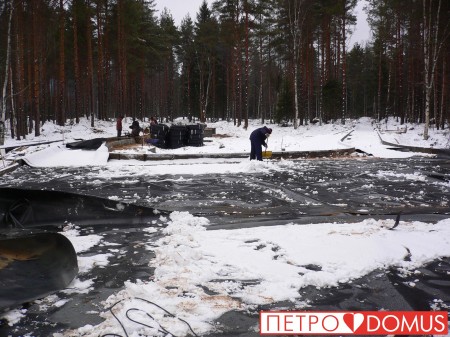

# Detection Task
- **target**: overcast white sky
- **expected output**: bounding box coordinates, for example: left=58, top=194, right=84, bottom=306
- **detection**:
left=154, top=0, right=371, bottom=47
left=155, top=0, right=206, bottom=23
left=348, top=0, right=372, bottom=47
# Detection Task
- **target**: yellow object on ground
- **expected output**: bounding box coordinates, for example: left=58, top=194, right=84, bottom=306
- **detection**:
left=263, top=150, right=272, bottom=158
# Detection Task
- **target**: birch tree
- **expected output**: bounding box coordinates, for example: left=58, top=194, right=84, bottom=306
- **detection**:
left=286, top=0, right=306, bottom=129
left=195, top=1, right=217, bottom=123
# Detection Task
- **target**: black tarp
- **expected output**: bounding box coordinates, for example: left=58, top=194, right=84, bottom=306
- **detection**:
left=66, top=138, right=106, bottom=150
left=0, top=158, right=449, bottom=335
left=0, top=187, right=167, bottom=229
left=0, top=232, right=78, bottom=312
left=0, top=188, right=166, bottom=314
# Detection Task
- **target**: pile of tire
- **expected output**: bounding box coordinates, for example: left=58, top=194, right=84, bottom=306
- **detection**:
left=186, top=124, right=204, bottom=147
left=149, top=124, right=170, bottom=148
left=149, top=124, right=204, bottom=149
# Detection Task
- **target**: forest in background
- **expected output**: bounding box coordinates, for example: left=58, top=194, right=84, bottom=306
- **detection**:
left=0, top=0, right=448, bottom=141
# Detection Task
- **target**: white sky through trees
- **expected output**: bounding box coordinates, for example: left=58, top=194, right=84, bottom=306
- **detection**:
left=154, top=0, right=371, bottom=47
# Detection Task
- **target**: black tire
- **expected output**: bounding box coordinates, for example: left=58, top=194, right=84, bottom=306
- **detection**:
left=150, top=124, right=170, bottom=137
left=169, top=125, right=188, bottom=148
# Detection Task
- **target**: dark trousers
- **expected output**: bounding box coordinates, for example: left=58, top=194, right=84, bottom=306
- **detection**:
left=250, top=141, right=263, bottom=161
left=117, top=129, right=122, bottom=137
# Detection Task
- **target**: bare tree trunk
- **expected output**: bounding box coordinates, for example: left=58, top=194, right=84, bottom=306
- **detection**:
left=73, top=4, right=81, bottom=123
left=235, top=46, right=242, bottom=126
left=117, top=0, right=127, bottom=117
left=288, top=0, right=305, bottom=129
left=324, top=17, right=331, bottom=83
left=96, top=0, right=105, bottom=120
left=259, top=43, right=263, bottom=123
left=32, top=0, right=41, bottom=137
left=187, top=66, right=191, bottom=116
left=258, top=11, right=264, bottom=124
left=103, top=0, right=111, bottom=118
left=204, top=61, right=212, bottom=122
left=423, top=0, right=445, bottom=139
left=58, top=0, right=65, bottom=126
left=86, top=0, right=95, bottom=127
left=27, top=52, right=32, bottom=135
left=197, top=49, right=210, bottom=121
left=231, top=49, right=236, bottom=125
left=306, top=38, right=312, bottom=123
left=9, top=64, right=15, bottom=140
left=14, top=0, right=25, bottom=140
left=318, top=32, right=324, bottom=125
left=396, top=15, right=404, bottom=124
left=341, top=7, right=347, bottom=125
left=1, top=3, right=13, bottom=129
left=234, top=1, right=241, bottom=127
left=226, top=63, right=230, bottom=121
left=139, top=72, right=144, bottom=119
left=385, top=58, right=392, bottom=120
left=433, top=64, right=438, bottom=128
left=212, top=60, right=216, bottom=119
left=439, top=58, right=445, bottom=129
left=377, top=46, right=383, bottom=121
left=198, top=54, right=212, bottom=124
left=243, top=0, right=249, bottom=129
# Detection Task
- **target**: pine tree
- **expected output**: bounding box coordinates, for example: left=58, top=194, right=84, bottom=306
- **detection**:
left=177, top=15, right=196, bottom=117
left=160, top=9, right=179, bottom=120
left=57, top=0, right=65, bottom=126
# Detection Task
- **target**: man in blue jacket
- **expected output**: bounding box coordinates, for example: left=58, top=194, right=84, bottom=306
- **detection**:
left=249, top=126, right=272, bottom=161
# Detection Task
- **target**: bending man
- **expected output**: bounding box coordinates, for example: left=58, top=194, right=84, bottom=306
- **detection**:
left=249, top=126, right=272, bottom=161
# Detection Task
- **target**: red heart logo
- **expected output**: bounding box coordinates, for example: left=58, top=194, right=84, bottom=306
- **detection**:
left=343, top=313, right=365, bottom=332
left=343, top=313, right=354, bottom=331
